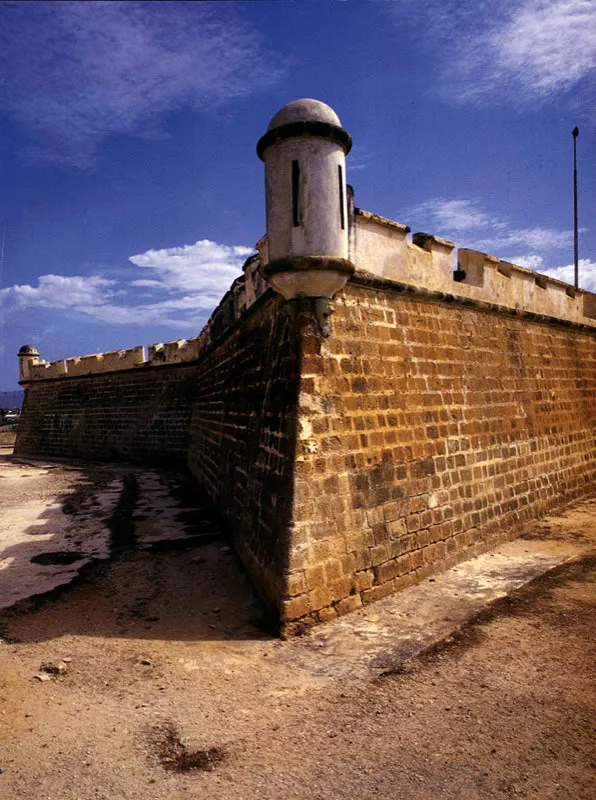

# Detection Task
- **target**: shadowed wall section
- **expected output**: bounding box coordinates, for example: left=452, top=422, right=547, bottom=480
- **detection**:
left=186, top=295, right=302, bottom=617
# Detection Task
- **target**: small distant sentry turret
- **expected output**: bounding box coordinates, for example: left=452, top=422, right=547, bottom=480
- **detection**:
left=17, top=344, right=40, bottom=381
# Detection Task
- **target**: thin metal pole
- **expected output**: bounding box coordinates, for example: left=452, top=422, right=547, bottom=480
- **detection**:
left=572, top=126, right=579, bottom=289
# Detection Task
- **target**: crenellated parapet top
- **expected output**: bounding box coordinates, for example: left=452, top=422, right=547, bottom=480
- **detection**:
left=19, top=253, right=270, bottom=383
left=350, top=208, right=596, bottom=328
left=19, top=208, right=596, bottom=384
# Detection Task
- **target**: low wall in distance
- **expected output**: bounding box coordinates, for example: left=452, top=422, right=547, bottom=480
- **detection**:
left=14, top=362, right=196, bottom=464
left=0, top=430, right=16, bottom=447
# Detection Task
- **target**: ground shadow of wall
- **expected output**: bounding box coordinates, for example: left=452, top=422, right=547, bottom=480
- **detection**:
left=0, top=459, right=273, bottom=646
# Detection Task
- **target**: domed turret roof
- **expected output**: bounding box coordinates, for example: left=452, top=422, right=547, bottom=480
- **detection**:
left=267, top=99, right=342, bottom=131
left=18, top=344, right=39, bottom=357
left=257, top=98, right=351, bottom=160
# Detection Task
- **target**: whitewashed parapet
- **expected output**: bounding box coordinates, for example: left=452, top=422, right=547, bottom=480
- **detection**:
left=410, top=232, right=456, bottom=293
left=455, top=249, right=592, bottom=326
left=349, top=208, right=596, bottom=328
left=30, top=359, right=67, bottom=379
left=350, top=209, right=409, bottom=280
left=20, top=346, right=146, bottom=382
left=148, top=338, right=201, bottom=365
left=65, top=346, right=146, bottom=376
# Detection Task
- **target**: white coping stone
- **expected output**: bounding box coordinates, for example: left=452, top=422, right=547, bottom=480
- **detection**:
left=148, top=338, right=201, bottom=365
left=164, top=339, right=200, bottom=363
left=65, top=346, right=145, bottom=376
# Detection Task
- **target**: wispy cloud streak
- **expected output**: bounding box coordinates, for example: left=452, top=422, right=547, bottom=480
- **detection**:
left=404, top=196, right=594, bottom=291
left=0, top=1, right=280, bottom=166
left=387, top=0, right=596, bottom=109
left=406, top=199, right=507, bottom=234
left=405, top=197, right=574, bottom=253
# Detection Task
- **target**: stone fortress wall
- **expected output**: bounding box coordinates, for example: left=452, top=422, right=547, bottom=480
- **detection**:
left=287, top=271, right=595, bottom=628
left=15, top=99, right=596, bottom=634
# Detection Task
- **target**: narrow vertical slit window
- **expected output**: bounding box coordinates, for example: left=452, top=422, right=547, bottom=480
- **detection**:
left=338, top=165, right=345, bottom=230
left=292, top=160, right=300, bottom=227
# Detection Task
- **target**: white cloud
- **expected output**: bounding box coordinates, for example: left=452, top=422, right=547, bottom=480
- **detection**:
left=130, top=280, right=164, bottom=289
left=408, top=199, right=506, bottom=234
left=406, top=197, right=575, bottom=255
left=495, top=0, right=595, bottom=95
left=540, top=258, right=596, bottom=292
left=510, top=255, right=545, bottom=270
left=388, top=0, right=596, bottom=109
left=348, top=146, right=374, bottom=173
left=129, top=239, right=252, bottom=294
left=75, top=294, right=224, bottom=329
left=449, top=0, right=596, bottom=106
left=507, top=253, right=596, bottom=291
left=0, top=275, right=116, bottom=310
left=0, top=1, right=280, bottom=166
left=472, top=227, right=574, bottom=253
left=0, top=239, right=250, bottom=329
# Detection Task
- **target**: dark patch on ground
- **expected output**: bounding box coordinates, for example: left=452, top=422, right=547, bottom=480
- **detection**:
left=150, top=722, right=226, bottom=773
left=0, top=622, right=21, bottom=643
left=0, top=560, right=110, bottom=623
left=174, top=509, right=217, bottom=529
left=522, top=527, right=588, bottom=542
left=60, top=471, right=114, bottom=515
left=39, top=661, right=68, bottom=676
left=30, top=551, right=85, bottom=566
left=167, top=472, right=209, bottom=509
left=107, top=474, right=139, bottom=556
left=144, top=534, right=220, bottom=554
left=168, top=472, right=230, bottom=540
left=374, top=627, right=488, bottom=679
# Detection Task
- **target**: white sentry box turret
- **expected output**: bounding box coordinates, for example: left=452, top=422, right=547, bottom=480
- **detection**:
left=257, top=99, right=354, bottom=303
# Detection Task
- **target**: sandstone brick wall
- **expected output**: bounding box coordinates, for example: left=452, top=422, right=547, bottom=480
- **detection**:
left=283, top=276, right=596, bottom=632
left=15, top=365, right=196, bottom=464
left=14, top=268, right=596, bottom=636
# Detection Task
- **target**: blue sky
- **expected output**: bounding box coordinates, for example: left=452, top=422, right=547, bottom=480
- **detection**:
left=1, top=0, right=594, bottom=390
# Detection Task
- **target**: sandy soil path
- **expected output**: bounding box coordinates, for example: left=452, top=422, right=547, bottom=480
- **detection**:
left=0, top=451, right=594, bottom=799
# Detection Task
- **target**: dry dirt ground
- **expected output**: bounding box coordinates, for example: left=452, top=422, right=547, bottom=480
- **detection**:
left=0, top=447, right=595, bottom=800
